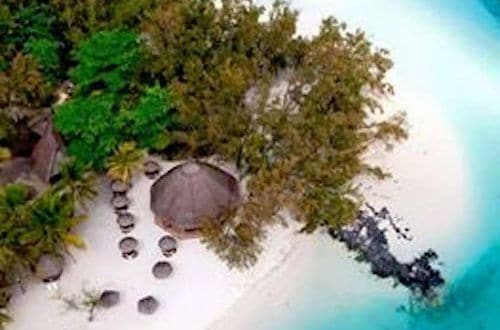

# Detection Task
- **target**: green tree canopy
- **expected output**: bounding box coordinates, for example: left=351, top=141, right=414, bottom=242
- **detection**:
left=142, top=0, right=302, bottom=158
left=121, top=86, right=176, bottom=149
left=55, top=93, right=121, bottom=167
left=142, top=0, right=407, bottom=268
left=0, top=3, right=61, bottom=79
left=55, top=31, right=176, bottom=168
left=47, top=0, right=163, bottom=43
left=70, top=30, right=140, bottom=95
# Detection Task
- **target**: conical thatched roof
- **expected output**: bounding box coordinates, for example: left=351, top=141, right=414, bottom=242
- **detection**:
left=0, top=157, right=32, bottom=186
left=30, top=118, right=64, bottom=183
left=150, top=161, right=240, bottom=237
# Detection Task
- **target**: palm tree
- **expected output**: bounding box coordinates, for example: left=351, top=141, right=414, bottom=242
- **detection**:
left=54, top=158, right=98, bottom=210
left=22, top=190, right=86, bottom=257
left=105, top=141, right=145, bottom=184
left=0, top=184, right=30, bottom=217
left=0, top=184, right=32, bottom=299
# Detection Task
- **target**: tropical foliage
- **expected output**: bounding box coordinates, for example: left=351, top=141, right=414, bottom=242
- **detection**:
left=141, top=0, right=407, bottom=268
left=0, top=0, right=408, bottom=323
left=25, top=189, right=86, bottom=253
left=54, top=158, right=98, bottom=209
left=105, top=142, right=145, bottom=184
left=46, top=0, right=162, bottom=43
left=54, top=286, right=104, bottom=322
left=54, top=31, right=176, bottom=168
left=0, top=184, right=86, bottom=269
left=0, top=183, right=86, bottom=325
left=122, top=86, right=176, bottom=150
left=0, top=53, right=46, bottom=122
left=0, top=311, right=11, bottom=330
left=141, top=0, right=301, bottom=157
left=69, top=30, right=140, bottom=95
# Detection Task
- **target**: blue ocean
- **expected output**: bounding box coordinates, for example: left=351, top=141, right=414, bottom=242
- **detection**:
left=254, top=0, right=500, bottom=329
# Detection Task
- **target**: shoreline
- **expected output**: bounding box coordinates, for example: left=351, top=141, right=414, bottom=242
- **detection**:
left=208, top=89, right=472, bottom=330
left=5, top=89, right=470, bottom=330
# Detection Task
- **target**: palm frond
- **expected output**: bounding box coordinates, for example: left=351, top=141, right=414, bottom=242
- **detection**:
left=105, top=141, right=145, bottom=184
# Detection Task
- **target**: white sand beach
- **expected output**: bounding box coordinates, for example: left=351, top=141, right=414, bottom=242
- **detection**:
left=7, top=161, right=309, bottom=330
left=6, top=88, right=470, bottom=330
left=208, top=89, right=471, bottom=330
left=207, top=1, right=473, bottom=328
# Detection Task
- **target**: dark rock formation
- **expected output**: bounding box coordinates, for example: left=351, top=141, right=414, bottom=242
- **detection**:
left=330, top=204, right=445, bottom=298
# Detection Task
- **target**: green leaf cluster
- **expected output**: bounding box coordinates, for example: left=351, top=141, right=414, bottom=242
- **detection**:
left=55, top=31, right=176, bottom=168
left=0, top=3, right=61, bottom=79
left=70, top=30, right=140, bottom=94
left=55, top=93, right=121, bottom=167
left=142, top=0, right=301, bottom=158
left=122, top=86, right=176, bottom=149
left=0, top=178, right=91, bottom=317
left=47, top=0, right=163, bottom=43
left=0, top=3, right=61, bottom=150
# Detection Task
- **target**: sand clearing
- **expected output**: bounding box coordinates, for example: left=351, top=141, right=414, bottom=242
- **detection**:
left=7, top=162, right=305, bottom=330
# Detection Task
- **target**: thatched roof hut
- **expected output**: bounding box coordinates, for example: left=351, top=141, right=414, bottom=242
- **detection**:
left=150, top=161, right=240, bottom=238
left=30, top=118, right=64, bottom=183
left=0, top=116, right=63, bottom=187
left=0, top=157, right=33, bottom=186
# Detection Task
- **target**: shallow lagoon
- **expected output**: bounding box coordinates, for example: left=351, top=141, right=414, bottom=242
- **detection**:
left=255, top=1, right=500, bottom=329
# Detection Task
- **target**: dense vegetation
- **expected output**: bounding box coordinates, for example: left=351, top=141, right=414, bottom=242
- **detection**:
left=54, top=30, right=176, bottom=168
left=0, top=0, right=406, bottom=325
left=0, top=164, right=95, bottom=328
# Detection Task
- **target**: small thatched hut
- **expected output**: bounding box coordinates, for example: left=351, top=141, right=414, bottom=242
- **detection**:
left=0, top=157, right=33, bottom=186
left=150, top=161, right=240, bottom=238
left=30, top=119, right=64, bottom=183
left=0, top=116, right=63, bottom=187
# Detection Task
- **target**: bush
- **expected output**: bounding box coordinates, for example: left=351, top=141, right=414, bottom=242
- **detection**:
left=55, top=31, right=176, bottom=168
left=70, top=30, right=140, bottom=95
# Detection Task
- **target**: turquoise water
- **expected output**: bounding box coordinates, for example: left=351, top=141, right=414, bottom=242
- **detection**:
left=255, top=0, right=500, bottom=329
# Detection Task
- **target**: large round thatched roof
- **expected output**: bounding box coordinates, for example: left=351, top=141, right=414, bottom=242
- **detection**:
left=150, top=161, right=240, bottom=237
